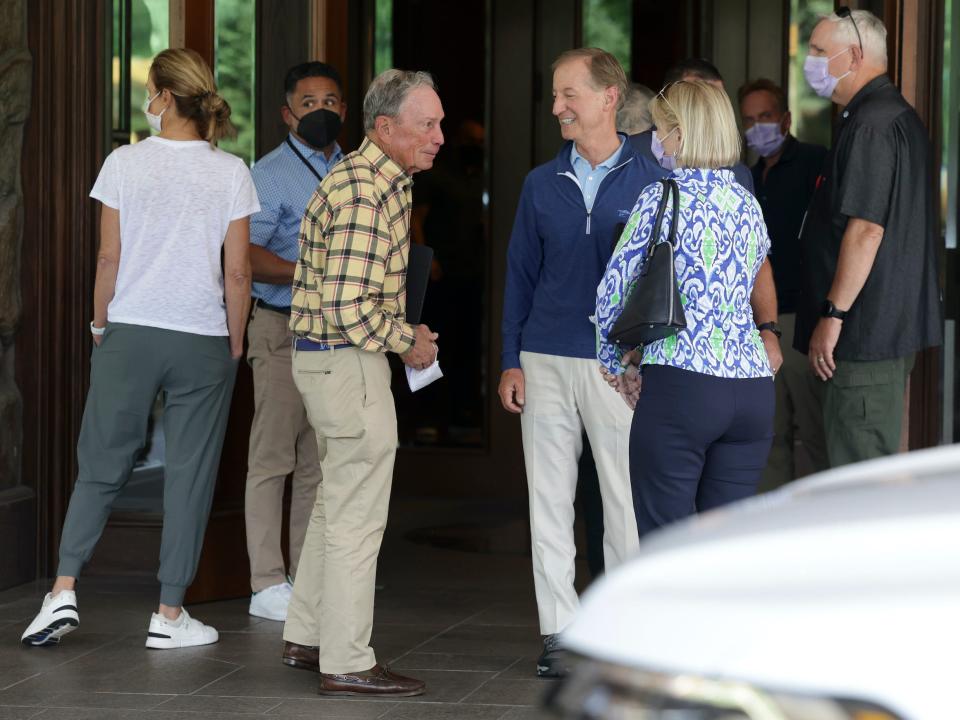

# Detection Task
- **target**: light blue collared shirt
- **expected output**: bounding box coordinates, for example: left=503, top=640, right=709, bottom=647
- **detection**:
left=249, top=134, right=343, bottom=307
left=570, top=136, right=626, bottom=212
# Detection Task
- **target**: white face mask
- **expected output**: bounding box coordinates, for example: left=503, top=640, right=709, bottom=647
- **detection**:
left=142, top=90, right=165, bottom=133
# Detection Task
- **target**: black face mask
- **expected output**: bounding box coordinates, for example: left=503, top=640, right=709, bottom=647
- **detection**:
left=289, top=107, right=342, bottom=149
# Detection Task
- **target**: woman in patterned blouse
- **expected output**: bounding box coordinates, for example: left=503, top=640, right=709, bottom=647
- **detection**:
left=595, top=79, right=776, bottom=540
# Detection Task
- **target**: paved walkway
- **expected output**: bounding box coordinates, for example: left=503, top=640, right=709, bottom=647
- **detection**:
left=0, top=499, right=562, bottom=719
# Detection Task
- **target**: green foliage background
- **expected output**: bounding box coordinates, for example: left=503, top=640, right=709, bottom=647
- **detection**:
left=216, top=0, right=256, bottom=165
left=582, top=0, right=632, bottom=74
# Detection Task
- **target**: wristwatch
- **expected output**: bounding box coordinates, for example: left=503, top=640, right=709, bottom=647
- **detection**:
left=821, top=299, right=848, bottom=320
left=756, top=321, right=782, bottom=339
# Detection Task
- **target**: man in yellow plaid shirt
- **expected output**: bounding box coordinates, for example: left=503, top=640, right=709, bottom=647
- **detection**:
left=283, top=69, right=442, bottom=697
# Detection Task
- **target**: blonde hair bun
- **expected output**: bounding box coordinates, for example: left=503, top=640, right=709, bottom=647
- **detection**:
left=149, top=48, right=237, bottom=145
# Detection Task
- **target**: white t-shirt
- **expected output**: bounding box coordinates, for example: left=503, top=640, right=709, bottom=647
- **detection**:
left=90, top=137, right=260, bottom=336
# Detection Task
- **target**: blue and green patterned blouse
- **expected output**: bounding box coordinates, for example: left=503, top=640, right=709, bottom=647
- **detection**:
left=596, top=168, right=773, bottom=379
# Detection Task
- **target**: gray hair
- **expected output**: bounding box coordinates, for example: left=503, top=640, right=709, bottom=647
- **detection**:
left=363, top=69, right=436, bottom=132
left=616, top=83, right=655, bottom=135
left=822, top=9, right=887, bottom=70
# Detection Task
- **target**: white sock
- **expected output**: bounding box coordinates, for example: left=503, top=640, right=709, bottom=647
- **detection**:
left=160, top=611, right=185, bottom=627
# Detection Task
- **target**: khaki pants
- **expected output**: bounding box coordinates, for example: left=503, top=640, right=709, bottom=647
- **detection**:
left=759, top=313, right=828, bottom=492
left=519, top=351, right=639, bottom=636
left=284, top=345, right=397, bottom=674
left=245, top=306, right=323, bottom=592
left=824, top=354, right=914, bottom=468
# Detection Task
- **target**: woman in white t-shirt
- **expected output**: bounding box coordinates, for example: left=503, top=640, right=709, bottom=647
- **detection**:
left=22, top=48, right=260, bottom=650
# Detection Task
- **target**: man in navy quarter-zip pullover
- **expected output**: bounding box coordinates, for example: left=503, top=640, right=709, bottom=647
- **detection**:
left=498, top=48, right=663, bottom=678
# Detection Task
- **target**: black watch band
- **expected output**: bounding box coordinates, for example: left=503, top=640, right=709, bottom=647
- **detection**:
left=756, top=321, right=782, bottom=339
left=821, top=299, right=848, bottom=320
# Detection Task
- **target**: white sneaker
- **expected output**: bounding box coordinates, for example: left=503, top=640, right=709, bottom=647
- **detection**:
left=248, top=581, right=292, bottom=621
left=21, top=591, right=80, bottom=647
left=145, top=608, right=218, bottom=649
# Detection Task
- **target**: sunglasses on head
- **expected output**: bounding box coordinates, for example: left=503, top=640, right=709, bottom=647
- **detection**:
left=836, top=6, right=864, bottom=53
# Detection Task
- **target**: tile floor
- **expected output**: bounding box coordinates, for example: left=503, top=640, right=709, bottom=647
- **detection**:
left=0, top=499, right=572, bottom=719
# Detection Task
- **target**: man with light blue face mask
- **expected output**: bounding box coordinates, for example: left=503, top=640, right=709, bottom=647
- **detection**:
left=738, top=78, right=828, bottom=490
left=795, top=9, right=942, bottom=467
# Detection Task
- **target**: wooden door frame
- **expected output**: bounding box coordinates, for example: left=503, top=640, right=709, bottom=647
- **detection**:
left=887, top=0, right=944, bottom=450
left=20, top=0, right=109, bottom=577
left=902, top=0, right=946, bottom=450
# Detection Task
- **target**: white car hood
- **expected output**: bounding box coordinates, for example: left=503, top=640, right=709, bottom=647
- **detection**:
left=564, top=445, right=960, bottom=719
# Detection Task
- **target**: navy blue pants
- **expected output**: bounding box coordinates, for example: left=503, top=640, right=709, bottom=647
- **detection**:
left=630, top=364, right=775, bottom=539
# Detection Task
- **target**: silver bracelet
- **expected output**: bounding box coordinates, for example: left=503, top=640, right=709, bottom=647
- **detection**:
left=89, top=321, right=106, bottom=336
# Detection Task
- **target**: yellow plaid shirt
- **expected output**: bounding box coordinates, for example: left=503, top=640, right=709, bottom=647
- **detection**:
left=290, top=137, right=417, bottom=354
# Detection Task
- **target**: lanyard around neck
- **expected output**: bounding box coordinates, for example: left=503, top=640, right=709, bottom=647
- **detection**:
left=286, top=136, right=323, bottom=183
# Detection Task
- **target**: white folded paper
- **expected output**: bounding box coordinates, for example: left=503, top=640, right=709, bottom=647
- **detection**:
left=405, top=356, right=443, bottom=392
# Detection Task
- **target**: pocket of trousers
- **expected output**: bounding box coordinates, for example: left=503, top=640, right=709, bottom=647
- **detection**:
left=293, top=351, right=366, bottom=438
left=830, top=368, right=892, bottom=428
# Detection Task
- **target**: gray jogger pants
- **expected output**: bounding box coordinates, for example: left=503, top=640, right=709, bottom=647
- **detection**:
left=57, top=323, right=238, bottom=606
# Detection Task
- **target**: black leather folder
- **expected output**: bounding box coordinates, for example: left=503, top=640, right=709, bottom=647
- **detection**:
left=406, top=243, right=433, bottom=325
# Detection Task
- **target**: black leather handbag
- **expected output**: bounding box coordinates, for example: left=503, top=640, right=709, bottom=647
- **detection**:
left=609, top=178, right=687, bottom=346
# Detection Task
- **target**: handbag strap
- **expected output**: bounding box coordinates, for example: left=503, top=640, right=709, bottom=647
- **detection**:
left=649, top=179, right=671, bottom=247
left=665, top=178, right=680, bottom=248
left=640, top=178, right=680, bottom=276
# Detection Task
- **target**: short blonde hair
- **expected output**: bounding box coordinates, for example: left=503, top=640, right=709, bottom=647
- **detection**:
left=552, top=48, right=628, bottom=110
left=650, top=80, right=741, bottom=169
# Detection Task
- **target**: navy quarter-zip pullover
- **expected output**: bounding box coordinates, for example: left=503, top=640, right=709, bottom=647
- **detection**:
left=501, top=135, right=666, bottom=370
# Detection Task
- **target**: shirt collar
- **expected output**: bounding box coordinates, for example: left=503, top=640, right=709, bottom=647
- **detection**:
left=570, top=135, right=626, bottom=172
left=751, top=134, right=799, bottom=175
left=843, top=74, right=892, bottom=117
left=779, top=133, right=799, bottom=162
left=287, top=133, right=343, bottom=165
left=326, top=142, right=344, bottom=165
left=359, top=137, right=412, bottom=190
left=671, top=167, right=737, bottom=184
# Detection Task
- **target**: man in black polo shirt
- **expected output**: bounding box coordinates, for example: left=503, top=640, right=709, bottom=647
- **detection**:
left=739, top=78, right=828, bottom=488
left=796, top=9, right=942, bottom=467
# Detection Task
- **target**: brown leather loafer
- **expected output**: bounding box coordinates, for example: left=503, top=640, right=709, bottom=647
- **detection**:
left=318, top=664, right=425, bottom=696
left=282, top=641, right=319, bottom=672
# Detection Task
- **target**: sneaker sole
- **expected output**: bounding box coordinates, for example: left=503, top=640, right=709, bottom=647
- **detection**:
left=21, top=617, right=79, bottom=647
left=248, top=608, right=286, bottom=622
left=145, top=634, right=219, bottom=649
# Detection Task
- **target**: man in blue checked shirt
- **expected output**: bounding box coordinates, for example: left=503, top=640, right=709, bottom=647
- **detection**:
left=245, top=61, right=346, bottom=628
